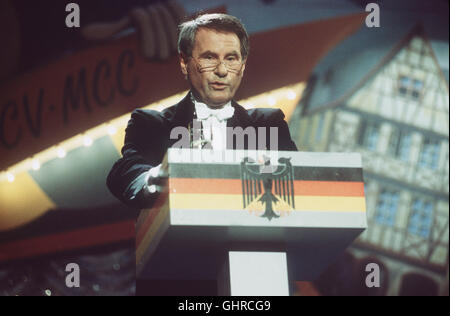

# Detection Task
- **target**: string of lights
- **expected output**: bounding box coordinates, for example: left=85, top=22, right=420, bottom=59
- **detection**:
left=0, top=84, right=304, bottom=184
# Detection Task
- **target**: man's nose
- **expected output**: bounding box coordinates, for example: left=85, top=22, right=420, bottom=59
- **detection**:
left=214, top=61, right=228, bottom=77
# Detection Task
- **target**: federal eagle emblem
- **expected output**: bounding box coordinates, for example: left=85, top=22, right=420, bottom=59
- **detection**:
left=240, top=157, right=295, bottom=220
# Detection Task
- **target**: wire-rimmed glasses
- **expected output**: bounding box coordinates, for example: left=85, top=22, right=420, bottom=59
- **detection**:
left=193, top=56, right=244, bottom=73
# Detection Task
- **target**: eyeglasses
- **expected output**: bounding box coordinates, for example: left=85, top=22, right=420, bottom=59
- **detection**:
left=192, top=56, right=244, bottom=73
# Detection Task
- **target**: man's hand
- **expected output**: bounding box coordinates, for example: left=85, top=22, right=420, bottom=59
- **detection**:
left=145, top=163, right=169, bottom=195
left=132, top=163, right=168, bottom=209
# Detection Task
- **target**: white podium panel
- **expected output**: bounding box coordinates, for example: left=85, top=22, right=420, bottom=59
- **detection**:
left=227, top=252, right=289, bottom=296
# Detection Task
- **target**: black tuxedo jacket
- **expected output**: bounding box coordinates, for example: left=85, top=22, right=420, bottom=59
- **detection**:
left=107, top=93, right=298, bottom=209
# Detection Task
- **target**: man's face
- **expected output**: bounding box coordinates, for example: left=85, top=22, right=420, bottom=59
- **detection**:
left=180, top=28, right=246, bottom=108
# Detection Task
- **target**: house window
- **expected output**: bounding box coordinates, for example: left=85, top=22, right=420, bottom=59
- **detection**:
left=418, top=137, right=440, bottom=170
left=388, top=129, right=412, bottom=162
left=359, top=120, right=380, bottom=151
left=398, top=75, right=424, bottom=100
left=411, top=79, right=423, bottom=99
left=374, top=189, right=400, bottom=227
left=408, top=198, right=434, bottom=238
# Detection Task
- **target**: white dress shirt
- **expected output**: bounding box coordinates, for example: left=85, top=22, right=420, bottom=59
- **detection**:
left=192, top=94, right=235, bottom=151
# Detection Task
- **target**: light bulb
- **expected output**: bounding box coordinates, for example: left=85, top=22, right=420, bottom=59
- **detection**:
left=32, top=159, right=40, bottom=171
left=83, top=136, right=93, bottom=147
left=7, top=173, right=15, bottom=183
left=57, top=147, right=66, bottom=159
left=246, top=103, right=255, bottom=109
left=107, top=125, right=117, bottom=136
left=287, top=90, right=297, bottom=100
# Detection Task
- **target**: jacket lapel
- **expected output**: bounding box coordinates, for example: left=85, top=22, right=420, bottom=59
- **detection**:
left=226, top=100, right=253, bottom=150
left=227, top=100, right=252, bottom=129
left=169, top=93, right=195, bottom=128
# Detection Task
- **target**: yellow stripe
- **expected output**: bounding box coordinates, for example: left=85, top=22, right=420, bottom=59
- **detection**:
left=0, top=171, right=56, bottom=231
left=109, top=126, right=127, bottom=155
left=136, top=202, right=170, bottom=266
left=170, top=194, right=366, bottom=212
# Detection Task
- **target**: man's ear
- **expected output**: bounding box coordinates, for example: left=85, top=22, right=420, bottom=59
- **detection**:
left=180, top=54, right=188, bottom=76
left=240, top=59, right=247, bottom=75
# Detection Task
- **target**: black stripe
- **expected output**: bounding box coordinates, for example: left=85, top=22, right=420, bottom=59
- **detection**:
left=169, top=164, right=364, bottom=182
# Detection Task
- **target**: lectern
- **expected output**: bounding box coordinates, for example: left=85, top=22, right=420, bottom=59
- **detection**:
left=136, top=149, right=367, bottom=295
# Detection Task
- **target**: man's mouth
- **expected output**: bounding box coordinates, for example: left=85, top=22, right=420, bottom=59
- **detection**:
left=210, top=82, right=228, bottom=90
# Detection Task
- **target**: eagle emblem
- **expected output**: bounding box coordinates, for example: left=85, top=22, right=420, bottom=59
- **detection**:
left=240, top=156, right=295, bottom=220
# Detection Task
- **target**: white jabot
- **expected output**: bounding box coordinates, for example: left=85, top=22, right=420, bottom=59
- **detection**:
left=192, top=94, right=235, bottom=150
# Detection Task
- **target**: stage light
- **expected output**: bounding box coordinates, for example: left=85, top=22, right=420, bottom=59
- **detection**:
left=7, top=172, right=15, bottom=183
left=83, top=135, right=93, bottom=147
left=107, top=125, right=117, bottom=136
left=31, top=159, right=41, bottom=171
left=57, top=147, right=66, bottom=159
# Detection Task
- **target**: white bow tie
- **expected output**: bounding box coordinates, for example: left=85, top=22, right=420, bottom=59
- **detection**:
left=195, top=102, right=235, bottom=122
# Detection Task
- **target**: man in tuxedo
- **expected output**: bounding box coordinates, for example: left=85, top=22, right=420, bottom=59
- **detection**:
left=107, top=13, right=298, bottom=209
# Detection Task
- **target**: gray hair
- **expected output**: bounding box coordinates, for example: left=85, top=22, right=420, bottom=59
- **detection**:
left=178, top=13, right=250, bottom=60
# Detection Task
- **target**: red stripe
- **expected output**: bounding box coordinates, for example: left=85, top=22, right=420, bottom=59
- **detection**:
left=0, top=220, right=135, bottom=263
left=169, top=178, right=365, bottom=197
left=136, top=190, right=169, bottom=248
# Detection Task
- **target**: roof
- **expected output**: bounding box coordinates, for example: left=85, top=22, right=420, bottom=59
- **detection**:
left=300, top=1, right=449, bottom=114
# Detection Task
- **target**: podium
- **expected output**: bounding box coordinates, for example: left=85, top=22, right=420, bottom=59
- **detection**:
left=136, top=149, right=367, bottom=295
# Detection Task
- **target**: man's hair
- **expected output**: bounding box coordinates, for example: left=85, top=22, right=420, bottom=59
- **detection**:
left=178, top=13, right=250, bottom=60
